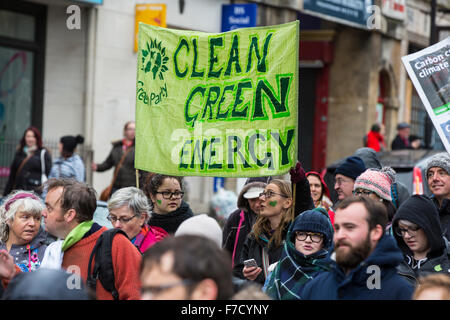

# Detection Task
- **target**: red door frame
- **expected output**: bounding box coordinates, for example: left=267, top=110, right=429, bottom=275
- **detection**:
left=299, top=40, right=334, bottom=172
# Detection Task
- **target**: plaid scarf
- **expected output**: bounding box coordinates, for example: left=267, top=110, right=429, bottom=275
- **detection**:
left=265, top=228, right=332, bottom=300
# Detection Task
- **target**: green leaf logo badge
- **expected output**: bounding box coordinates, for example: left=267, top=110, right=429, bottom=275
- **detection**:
left=434, top=264, right=442, bottom=272
left=141, top=38, right=169, bottom=80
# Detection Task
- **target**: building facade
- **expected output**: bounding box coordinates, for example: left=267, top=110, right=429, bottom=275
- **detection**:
left=0, top=0, right=448, bottom=213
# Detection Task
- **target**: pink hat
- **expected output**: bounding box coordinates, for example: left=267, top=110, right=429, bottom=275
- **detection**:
left=354, top=167, right=396, bottom=201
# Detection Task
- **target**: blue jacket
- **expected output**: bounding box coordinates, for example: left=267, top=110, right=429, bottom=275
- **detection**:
left=49, top=154, right=85, bottom=182
left=301, top=234, right=414, bottom=300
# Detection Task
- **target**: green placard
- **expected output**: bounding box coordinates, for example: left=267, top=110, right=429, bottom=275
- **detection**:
left=135, top=21, right=299, bottom=177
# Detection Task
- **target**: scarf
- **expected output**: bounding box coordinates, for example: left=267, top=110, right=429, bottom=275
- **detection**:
left=41, top=221, right=94, bottom=269
left=61, top=221, right=94, bottom=252
left=265, top=230, right=332, bottom=300
left=132, top=224, right=168, bottom=253
left=148, top=201, right=193, bottom=234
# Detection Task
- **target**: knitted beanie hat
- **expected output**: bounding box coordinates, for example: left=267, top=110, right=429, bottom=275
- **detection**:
left=334, top=156, right=366, bottom=180
left=291, top=208, right=334, bottom=248
left=174, top=214, right=223, bottom=248
left=60, top=135, right=84, bottom=153
left=353, top=167, right=396, bottom=201
left=426, top=152, right=450, bottom=176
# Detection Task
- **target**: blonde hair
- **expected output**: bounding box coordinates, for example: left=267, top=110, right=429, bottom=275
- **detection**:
left=413, top=274, right=450, bottom=300
left=252, top=179, right=294, bottom=248
left=0, top=190, right=44, bottom=243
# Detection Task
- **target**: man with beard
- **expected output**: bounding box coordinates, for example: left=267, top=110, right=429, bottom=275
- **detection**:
left=301, top=196, right=413, bottom=299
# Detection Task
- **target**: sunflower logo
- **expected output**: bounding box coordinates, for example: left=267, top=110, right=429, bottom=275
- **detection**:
left=141, top=38, right=169, bottom=80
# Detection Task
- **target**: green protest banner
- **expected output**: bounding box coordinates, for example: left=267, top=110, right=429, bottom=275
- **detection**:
left=135, top=21, right=299, bottom=177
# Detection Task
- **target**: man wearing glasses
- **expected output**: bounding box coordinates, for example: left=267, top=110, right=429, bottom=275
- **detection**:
left=392, top=194, right=450, bottom=286
left=140, top=235, right=233, bottom=300
left=41, top=178, right=142, bottom=300
left=333, top=156, right=366, bottom=203
left=301, top=196, right=413, bottom=299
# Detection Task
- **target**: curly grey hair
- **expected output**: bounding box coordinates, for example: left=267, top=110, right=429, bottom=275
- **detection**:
left=0, top=190, right=44, bottom=243
left=107, top=187, right=150, bottom=221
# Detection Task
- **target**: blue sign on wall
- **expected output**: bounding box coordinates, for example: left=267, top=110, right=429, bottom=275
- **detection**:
left=303, top=0, right=373, bottom=28
left=221, top=4, right=257, bottom=32
left=213, top=177, right=225, bottom=193
left=72, top=0, right=103, bottom=5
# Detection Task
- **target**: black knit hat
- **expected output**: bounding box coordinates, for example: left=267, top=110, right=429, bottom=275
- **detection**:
left=334, top=156, right=366, bottom=180
left=60, top=135, right=84, bottom=153
left=291, top=208, right=334, bottom=248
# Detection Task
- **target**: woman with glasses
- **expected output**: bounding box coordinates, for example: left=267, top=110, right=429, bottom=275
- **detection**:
left=264, top=208, right=334, bottom=299
left=142, top=173, right=194, bottom=234
left=353, top=167, right=397, bottom=230
left=392, top=195, right=450, bottom=286
left=107, top=187, right=168, bottom=254
left=233, top=163, right=315, bottom=286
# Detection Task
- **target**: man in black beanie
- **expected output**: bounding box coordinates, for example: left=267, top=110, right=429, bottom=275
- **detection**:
left=392, top=195, right=450, bottom=287
left=333, top=156, right=366, bottom=203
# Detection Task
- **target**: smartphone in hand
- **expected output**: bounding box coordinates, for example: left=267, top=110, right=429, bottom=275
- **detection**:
left=243, top=258, right=258, bottom=268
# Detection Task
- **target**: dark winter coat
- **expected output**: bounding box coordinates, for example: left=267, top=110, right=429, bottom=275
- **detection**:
left=391, top=134, right=410, bottom=150
left=222, top=181, right=266, bottom=267
left=300, top=234, right=414, bottom=300
left=431, top=196, right=450, bottom=241
left=96, top=140, right=137, bottom=190
left=232, top=178, right=314, bottom=285
left=4, top=148, right=52, bottom=196
left=148, top=201, right=194, bottom=234
left=392, top=195, right=450, bottom=286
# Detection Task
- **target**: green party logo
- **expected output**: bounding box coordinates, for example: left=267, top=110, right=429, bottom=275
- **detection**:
left=141, top=38, right=169, bottom=80
left=434, top=264, right=442, bottom=272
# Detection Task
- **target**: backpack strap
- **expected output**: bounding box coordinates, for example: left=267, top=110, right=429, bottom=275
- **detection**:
left=86, top=228, right=128, bottom=300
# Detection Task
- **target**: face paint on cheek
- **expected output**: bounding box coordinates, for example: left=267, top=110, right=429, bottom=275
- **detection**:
left=269, top=201, right=277, bottom=207
left=157, top=200, right=162, bottom=205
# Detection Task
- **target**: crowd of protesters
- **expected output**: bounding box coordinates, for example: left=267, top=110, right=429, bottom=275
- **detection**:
left=0, top=122, right=449, bottom=301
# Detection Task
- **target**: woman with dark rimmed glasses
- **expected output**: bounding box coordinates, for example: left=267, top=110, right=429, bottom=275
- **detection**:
left=392, top=194, right=450, bottom=287
left=264, top=208, right=334, bottom=299
left=142, top=173, right=194, bottom=234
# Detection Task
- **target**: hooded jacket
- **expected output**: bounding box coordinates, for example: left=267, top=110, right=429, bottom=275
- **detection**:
left=300, top=233, right=414, bottom=299
left=392, top=195, right=450, bottom=286
left=306, top=171, right=333, bottom=212
left=265, top=209, right=334, bottom=299
left=147, top=201, right=194, bottom=234
left=222, top=181, right=267, bottom=267
left=232, top=177, right=314, bottom=285
left=0, top=228, right=48, bottom=272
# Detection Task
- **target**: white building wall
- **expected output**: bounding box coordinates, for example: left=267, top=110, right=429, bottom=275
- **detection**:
left=37, top=0, right=238, bottom=214
left=41, top=3, right=87, bottom=142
